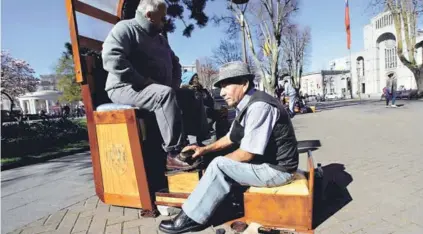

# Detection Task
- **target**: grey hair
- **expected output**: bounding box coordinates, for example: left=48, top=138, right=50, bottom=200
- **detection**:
left=137, top=0, right=167, bottom=13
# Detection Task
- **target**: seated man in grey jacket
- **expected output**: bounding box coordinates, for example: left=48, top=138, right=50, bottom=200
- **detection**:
left=102, top=0, right=204, bottom=171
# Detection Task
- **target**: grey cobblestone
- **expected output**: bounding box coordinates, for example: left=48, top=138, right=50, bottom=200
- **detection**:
left=110, top=206, right=124, bottom=216
left=72, top=215, right=92, bottom=233
left=105, top=223, right=122, bottom=234
left=140, top=226, right=158, bottom=234
left=123, top=208, right=139, bottom=218
left=107, top=215, right=140, bottom=226
left=44, top=210, right=68, bottom=228
left=56, top=212, right=79, bottom=233
left=122, top=227, right=140, bottom=234
left=87, top=216, right=107, bottom=234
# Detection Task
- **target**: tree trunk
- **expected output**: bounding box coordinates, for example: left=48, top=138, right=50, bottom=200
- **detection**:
left=414, top=68, right=423, bottom=94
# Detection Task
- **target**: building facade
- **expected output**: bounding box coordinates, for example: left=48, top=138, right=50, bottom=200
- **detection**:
left=17, top=90, right=63, bottom=115
left=301, top=70, right=351, bottom=97
left=328, top=11, right=423, bottom=97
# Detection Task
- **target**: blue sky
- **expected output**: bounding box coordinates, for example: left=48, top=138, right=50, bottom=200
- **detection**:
left=2, top=0, right=376, bottom=77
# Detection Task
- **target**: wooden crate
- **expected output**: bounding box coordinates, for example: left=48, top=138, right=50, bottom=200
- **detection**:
left=155, top=170, right=203, bottom=207
left=242, top=151, right=315, bottom=232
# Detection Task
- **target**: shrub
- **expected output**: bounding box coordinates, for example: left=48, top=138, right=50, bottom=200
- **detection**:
left=1, top=118, right=88, bottom=159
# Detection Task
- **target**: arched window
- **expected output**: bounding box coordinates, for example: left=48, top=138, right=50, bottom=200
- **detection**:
left=385, top=47, right=397, bottom=69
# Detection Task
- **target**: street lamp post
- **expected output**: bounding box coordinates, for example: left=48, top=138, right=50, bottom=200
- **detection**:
left=287, top=58, right=293, bottom=81
left=231, top=0, right=249, bottom=64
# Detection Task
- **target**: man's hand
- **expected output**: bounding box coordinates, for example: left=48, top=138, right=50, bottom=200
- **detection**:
left=182, top=145, right=207, bottom=159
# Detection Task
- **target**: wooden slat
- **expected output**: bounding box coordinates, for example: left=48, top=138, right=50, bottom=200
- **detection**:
left=65, top=0, right=83, bottom=83
left=155, top=192, right=190, bottom=199
left=307, top=150, right=315, bottom=195
left=94, top=110, right=128, bottom=124
left=104, top=193, right=142, bottom=208
left=74, top=0, right=119, bottom=25
left=155, top=201, right=183, bottom=208
left=79, top=35, right=103, bottom=52
left=306, top=150, right=315, bottom=230
left=81, top=84, right=105, bottom=201
left=116, top=0, right=125, bottom=19
left=126, top=109, right=155, bottom=211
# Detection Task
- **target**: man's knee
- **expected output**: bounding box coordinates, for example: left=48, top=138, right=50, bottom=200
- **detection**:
left=155, top=85, right=176, bottom=103
left=208, top=156, right=231, bottom=169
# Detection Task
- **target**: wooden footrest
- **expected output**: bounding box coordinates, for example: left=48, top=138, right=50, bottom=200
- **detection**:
left=155, top=191, right=189, bottom=207
left=166, top=169, right=202, bottom=194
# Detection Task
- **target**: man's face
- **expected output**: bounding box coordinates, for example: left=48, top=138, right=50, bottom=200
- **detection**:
left=219, top=79, right=249, bottom=108
left=146, top=4, right=167, bottom=31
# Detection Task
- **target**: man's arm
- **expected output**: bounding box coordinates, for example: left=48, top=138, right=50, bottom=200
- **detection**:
left=226, top=149, right=255, bottom=162
left=162, top=35, right=182, bottom=89
left=102, top=22, right=150, bottom=87
left=202, top=135, right=233, bottom=154
left=171, top=51, right=182, bottom=89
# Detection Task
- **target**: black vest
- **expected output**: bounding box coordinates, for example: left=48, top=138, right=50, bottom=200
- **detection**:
left=229, top=90, right=299, bottom=173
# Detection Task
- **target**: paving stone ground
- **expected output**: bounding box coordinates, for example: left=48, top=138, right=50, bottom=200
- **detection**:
left=7, top=100, right=423, bottom=234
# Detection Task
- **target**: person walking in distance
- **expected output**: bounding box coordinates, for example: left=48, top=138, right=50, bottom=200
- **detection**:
left=282, top=79, right=297, bottom=117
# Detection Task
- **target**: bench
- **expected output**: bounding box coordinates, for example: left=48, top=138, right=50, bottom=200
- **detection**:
left=65, top=0, right=166, bottom=213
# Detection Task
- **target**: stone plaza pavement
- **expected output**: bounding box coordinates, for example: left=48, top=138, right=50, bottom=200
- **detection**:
left=6, top=100, right=423, bottom=234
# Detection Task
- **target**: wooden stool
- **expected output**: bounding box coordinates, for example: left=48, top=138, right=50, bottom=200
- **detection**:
left=242, top=151, right=315, bottom=233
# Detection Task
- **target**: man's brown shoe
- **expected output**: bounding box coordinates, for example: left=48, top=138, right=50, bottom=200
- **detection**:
left=166, top=153, right=201, bottom=171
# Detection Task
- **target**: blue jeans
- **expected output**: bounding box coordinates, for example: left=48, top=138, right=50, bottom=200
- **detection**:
left=182, top=156, right=294, bottom=224
left=391, top=92, right=397, bottom=105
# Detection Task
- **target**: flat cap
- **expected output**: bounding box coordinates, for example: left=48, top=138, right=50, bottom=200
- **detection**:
left=213, top=61, right=254, bottom=88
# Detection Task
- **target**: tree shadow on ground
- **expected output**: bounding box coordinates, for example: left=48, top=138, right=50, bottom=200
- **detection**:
left=313, top=163, right=353, bottom=229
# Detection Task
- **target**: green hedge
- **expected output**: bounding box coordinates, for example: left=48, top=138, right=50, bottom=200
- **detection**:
left=1, top=118, right=88, bottom=160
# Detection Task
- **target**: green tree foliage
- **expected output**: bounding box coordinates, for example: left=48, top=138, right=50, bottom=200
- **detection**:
left=121, top=0, right=212, bottom=37
left=55, top=43, right=81, bottom=103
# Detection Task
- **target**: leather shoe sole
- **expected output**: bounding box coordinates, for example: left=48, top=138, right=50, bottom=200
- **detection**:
left=158, top=223, right=206, bottom=234
left=166, top=159, right=202, bottom=171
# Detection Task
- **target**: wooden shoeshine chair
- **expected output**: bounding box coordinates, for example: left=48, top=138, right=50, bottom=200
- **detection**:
left=65, top=0, right=167, bottom=213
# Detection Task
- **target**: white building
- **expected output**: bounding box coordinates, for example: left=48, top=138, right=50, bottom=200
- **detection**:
left=17, top=90, right=63, bottom=115
left=328, top=11, right=423, bottom=97
left=182, top=64, right=196, bottom=73
left=301, top=70, right=351, bottom=97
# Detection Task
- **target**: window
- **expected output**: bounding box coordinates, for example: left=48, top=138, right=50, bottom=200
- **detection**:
left=385, top=47, right=397, bottom=69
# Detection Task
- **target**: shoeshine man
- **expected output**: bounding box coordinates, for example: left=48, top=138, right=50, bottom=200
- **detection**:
left=159, top=61, right=300, bottom=234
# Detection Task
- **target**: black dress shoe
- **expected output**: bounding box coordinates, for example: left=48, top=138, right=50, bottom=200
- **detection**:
left=159, top=210, right=206, bottom=234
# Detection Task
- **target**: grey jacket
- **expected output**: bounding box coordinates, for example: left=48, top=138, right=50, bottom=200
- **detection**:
left=102, top=10, right=181, bottom=91
left=386, top=75, right=398, bottom=92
